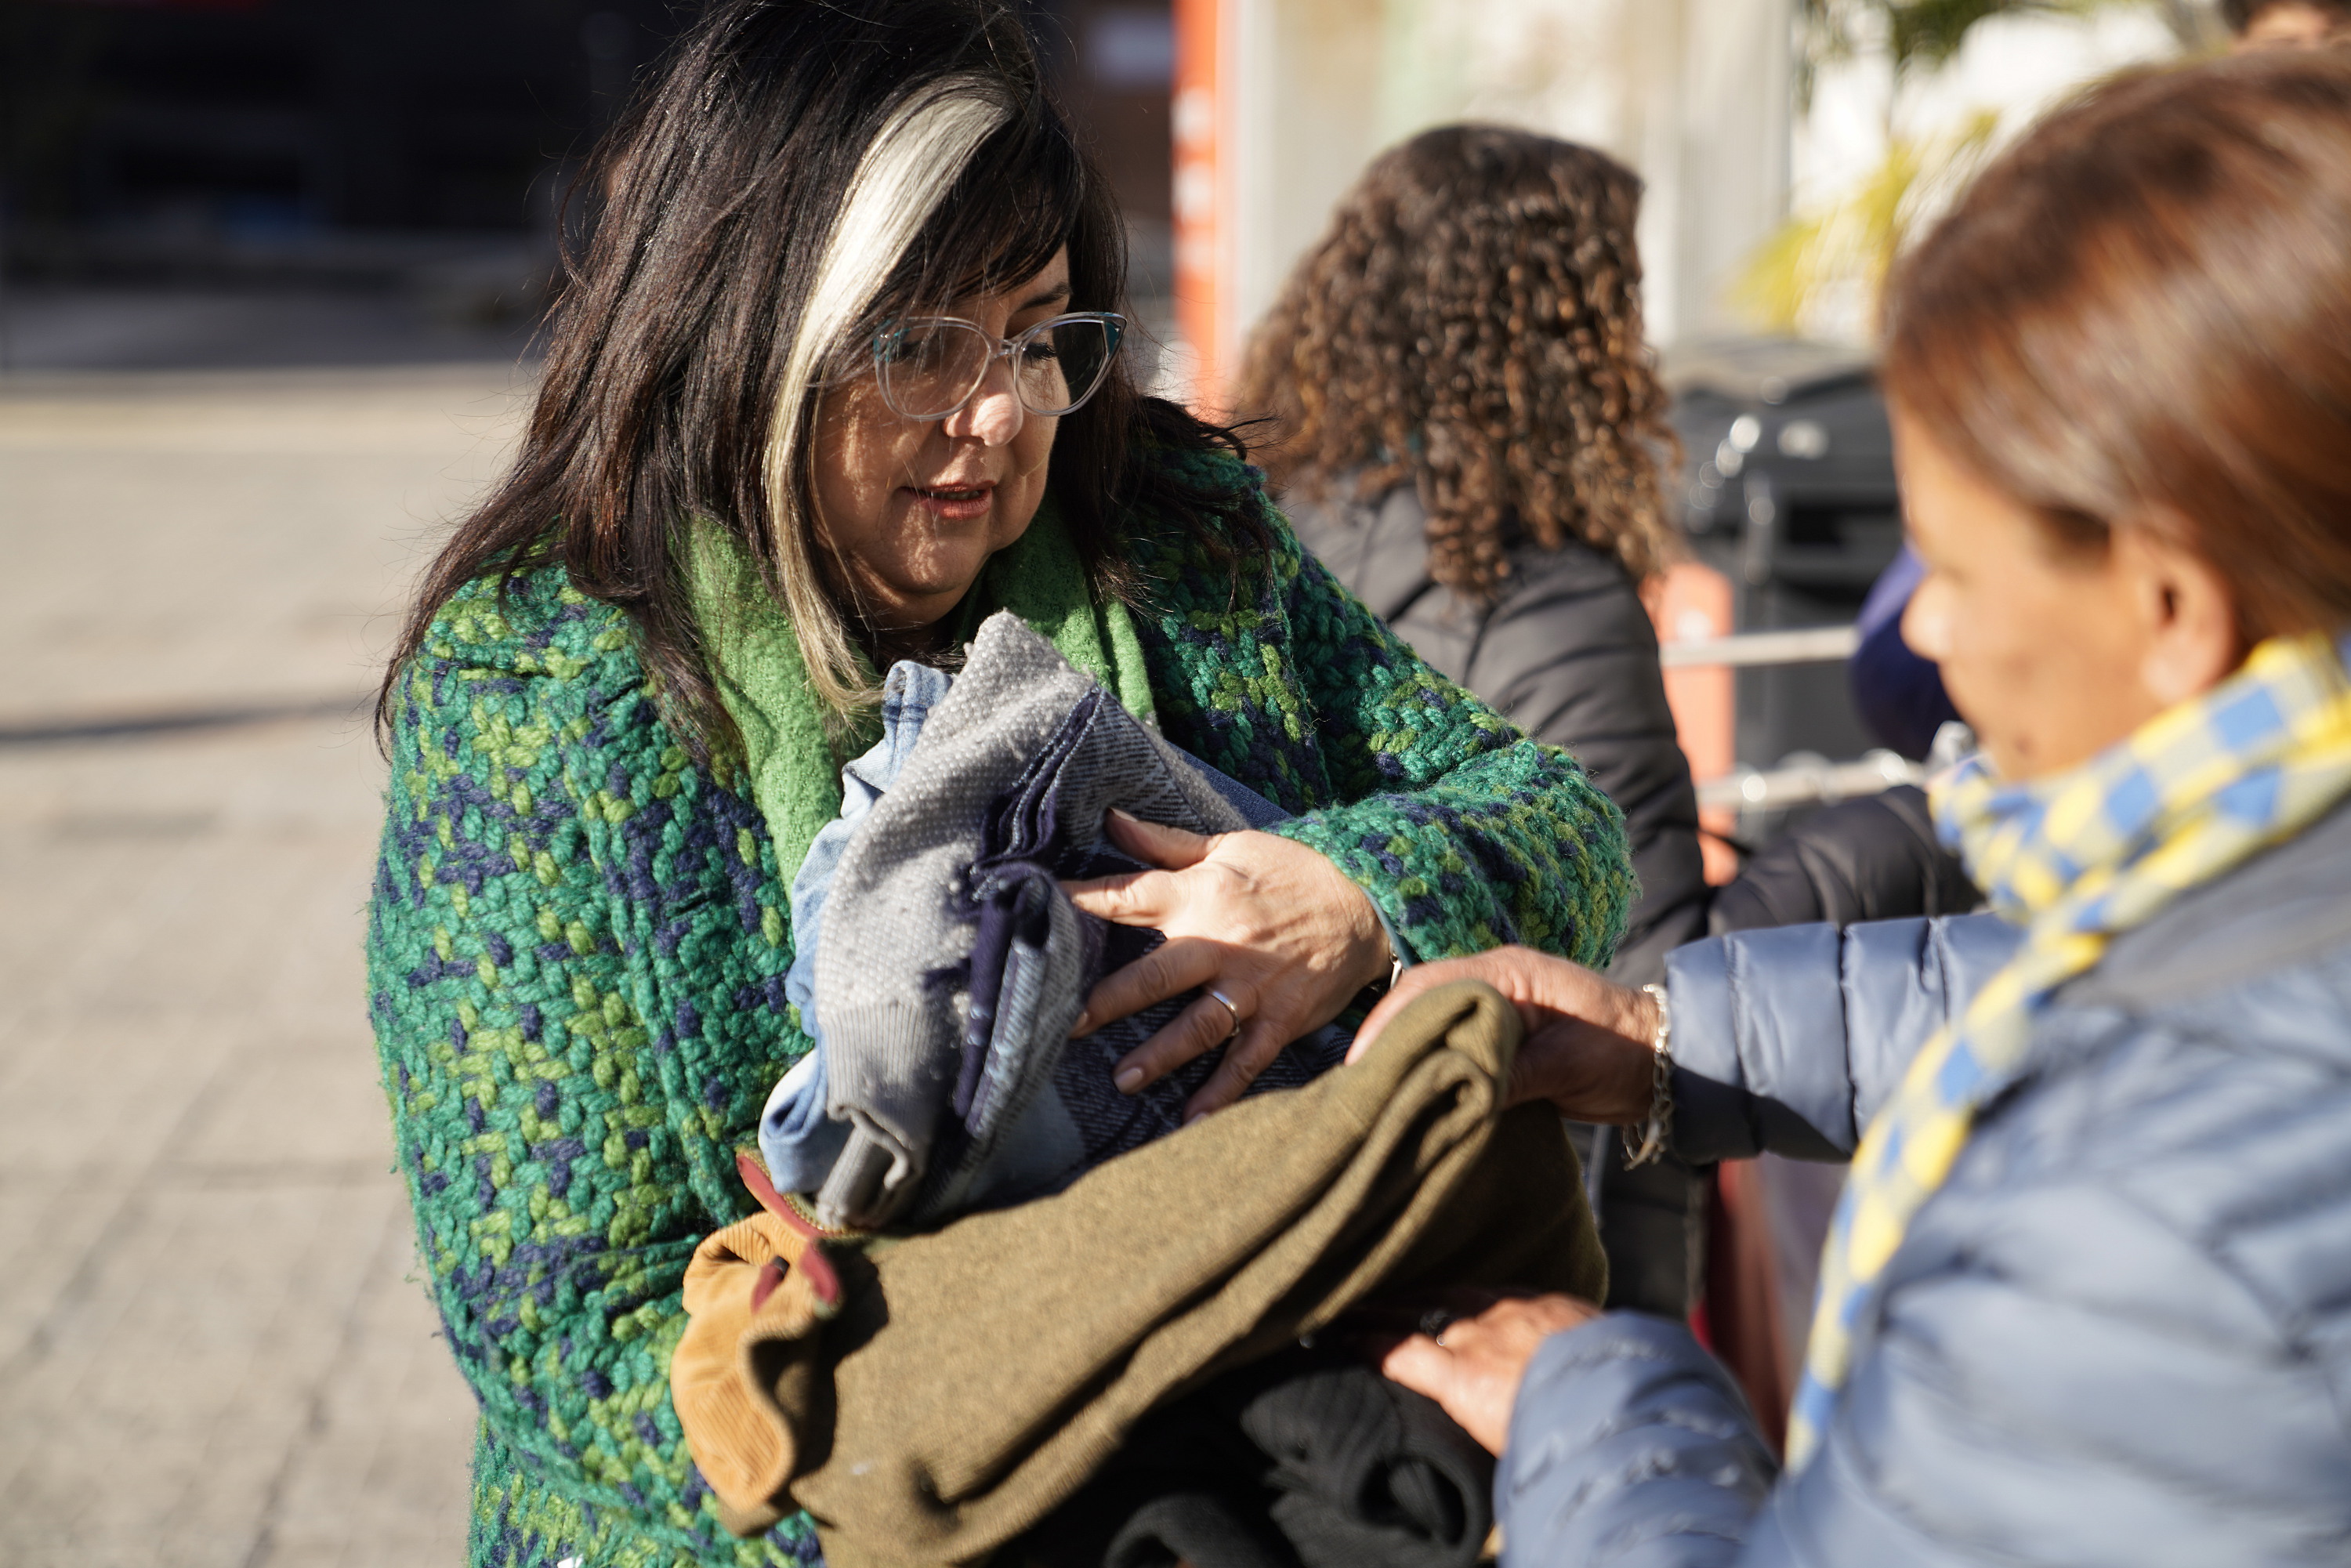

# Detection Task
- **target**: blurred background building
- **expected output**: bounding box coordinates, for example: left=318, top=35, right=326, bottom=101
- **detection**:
left=0, top=1, right=2222, bottom=1561
left=0, top=0, right=2212, bottom=382
left=1164, top=0, right=2208, bottom=395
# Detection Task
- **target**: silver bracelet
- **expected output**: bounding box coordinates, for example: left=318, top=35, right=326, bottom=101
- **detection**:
left=1621, top=982, right=1674, bottom=1169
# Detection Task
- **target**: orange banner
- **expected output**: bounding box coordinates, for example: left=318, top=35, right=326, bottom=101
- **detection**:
left=1171, top=0, right=1226, bottom=414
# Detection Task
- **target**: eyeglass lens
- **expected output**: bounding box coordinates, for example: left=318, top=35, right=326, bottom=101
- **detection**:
left=876, top=316, right=1120, bottom=420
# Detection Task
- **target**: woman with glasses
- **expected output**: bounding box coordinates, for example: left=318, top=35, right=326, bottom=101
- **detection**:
left=364, top=3, right=1632, bottom=1564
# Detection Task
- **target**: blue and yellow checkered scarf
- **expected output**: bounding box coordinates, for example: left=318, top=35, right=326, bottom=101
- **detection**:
left=1788, top=630, right=2351, bottom=1468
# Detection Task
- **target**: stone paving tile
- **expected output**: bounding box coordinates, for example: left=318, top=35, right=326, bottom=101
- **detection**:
left=0, top=1181, right=128, bottom=1377
left=0, top=368, right=520, bottom=1566
left=249, top=1201, right=476, bottom=1568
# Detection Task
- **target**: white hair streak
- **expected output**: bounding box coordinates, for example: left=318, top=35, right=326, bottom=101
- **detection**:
left=765, top=75, right=1014, bottom=719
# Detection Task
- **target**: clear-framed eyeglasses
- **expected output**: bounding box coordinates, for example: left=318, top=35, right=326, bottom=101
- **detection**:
left=870, top=312, right=1125, bottom=422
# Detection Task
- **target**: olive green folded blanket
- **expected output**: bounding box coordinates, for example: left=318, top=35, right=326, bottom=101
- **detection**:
left=672, top=979, right=1606, bottom=1566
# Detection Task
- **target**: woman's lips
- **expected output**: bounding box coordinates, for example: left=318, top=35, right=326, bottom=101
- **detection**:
left=908, top=481, right=994, bottom=522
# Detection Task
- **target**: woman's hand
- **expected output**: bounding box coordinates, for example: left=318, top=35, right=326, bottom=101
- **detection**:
left=1377, top=1292, right=1603, bottom=1455
left=1348, top=947, right=1660, bottom=1124
left=1061, top=809, right=1391, bottom=1119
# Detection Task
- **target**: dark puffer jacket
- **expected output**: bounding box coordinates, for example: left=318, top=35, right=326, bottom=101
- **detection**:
left=1288, top=480, right=1975, bottom=1313
left=1497, top=794, right=2351, bottom=1567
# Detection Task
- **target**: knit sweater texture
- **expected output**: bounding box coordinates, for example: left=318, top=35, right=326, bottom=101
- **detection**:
left=365, top=445, right=1633, bottom=1568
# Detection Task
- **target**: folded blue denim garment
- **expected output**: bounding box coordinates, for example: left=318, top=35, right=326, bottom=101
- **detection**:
left=765, top=614, right=1354, bottom=1230
left=963, top=688, right=1354, bottom=1208
left=757, top=662, right=954, bottom=1193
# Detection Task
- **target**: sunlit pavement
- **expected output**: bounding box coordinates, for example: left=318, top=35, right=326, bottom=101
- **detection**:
left=0, top=366, right=530, bottom=1566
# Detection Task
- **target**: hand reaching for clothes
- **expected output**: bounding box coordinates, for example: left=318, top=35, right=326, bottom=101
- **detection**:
left=1375, top=1292, right=1603, bottom=1455
left=1060, top=809, right=1392, bottom=1120
left=1347, top=946, right=1661, bottom=1126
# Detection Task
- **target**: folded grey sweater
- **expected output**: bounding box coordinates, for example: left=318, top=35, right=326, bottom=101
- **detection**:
left=810, top=612, right=1348, bottom=1230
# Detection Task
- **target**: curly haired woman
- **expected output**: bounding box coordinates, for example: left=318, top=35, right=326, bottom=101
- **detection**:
left=363, top=7, right=1632, bottom=1565
left=1239, top=127, right=1972, bottom=1316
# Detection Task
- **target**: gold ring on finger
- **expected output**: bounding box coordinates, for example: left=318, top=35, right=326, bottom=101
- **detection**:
left=1205, top=987, right=1244, bottom=1041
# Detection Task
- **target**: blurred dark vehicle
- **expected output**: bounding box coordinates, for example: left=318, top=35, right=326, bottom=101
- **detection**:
left=1664, top=339, right=1907, bottom=772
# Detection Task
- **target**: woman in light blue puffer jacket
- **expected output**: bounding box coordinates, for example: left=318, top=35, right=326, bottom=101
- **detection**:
left=1348, top=51, right=2351, bottom=1568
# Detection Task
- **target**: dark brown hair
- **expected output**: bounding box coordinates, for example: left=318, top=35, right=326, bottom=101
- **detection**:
left=379, top=0, right=1248, bottom=749
left=1883, top=49, right=2351, bottom=643
left=1235, top=125, right=1677, bottom=596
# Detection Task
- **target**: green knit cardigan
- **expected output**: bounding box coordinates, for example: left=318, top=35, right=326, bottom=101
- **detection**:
left=365, top=448, right=1633, bottom=1568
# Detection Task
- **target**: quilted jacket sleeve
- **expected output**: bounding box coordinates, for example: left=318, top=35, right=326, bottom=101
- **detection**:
left=1665, top=914, right=2021, bottom=1163
left=366, top=577, right=815, bottom=1565
left=1263, top=528, right=1638, bottom=969
left=1496, top=1313, right=1776, bottom=1568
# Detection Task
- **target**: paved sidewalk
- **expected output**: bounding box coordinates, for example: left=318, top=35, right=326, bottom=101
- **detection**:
left=0, top=366, right=531, bottom=1566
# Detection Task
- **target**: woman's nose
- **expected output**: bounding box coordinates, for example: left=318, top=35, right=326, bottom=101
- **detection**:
left=944, top=357, right=1026, bottom=446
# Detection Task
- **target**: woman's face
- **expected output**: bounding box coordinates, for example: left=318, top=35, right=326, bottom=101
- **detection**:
left=1894, top=405, right=2239, bottom=780
left=810, top=247, right=1070, bottom=636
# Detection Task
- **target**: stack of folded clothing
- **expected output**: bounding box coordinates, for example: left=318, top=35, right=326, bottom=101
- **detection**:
left=761, top=612, right=1350, bottom=1232
left=672, top=980, right=1607, bottom=1566
left=677, top=617, right=1603, bottom=1567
